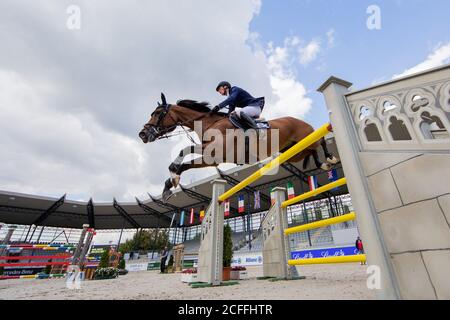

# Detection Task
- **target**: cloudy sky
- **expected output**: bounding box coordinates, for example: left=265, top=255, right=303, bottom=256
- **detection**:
left=1, top=0, right=450, bottom=204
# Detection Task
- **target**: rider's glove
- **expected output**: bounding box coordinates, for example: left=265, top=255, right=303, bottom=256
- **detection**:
left=211, top=105, right=220, bottom=113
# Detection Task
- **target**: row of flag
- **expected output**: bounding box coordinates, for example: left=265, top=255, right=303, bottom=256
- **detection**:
left=178, top=168, right=339, bottom=226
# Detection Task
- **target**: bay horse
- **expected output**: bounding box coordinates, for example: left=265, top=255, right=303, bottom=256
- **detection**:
left=139, top=93, right=338, bottom=202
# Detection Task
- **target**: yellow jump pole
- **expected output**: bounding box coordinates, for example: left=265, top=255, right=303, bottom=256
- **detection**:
left=281, top=177, right=347, bottom=208
left=218, top=123, right=333, bottom=203
left=284, top=212, right=356, bottom=235
left=288, top=254, right=366, bottom=265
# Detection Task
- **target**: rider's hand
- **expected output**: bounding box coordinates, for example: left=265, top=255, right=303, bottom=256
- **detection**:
left=211, top=105, right=220, bottom=113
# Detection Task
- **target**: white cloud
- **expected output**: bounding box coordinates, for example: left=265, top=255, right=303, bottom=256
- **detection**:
left=299, top=40, right=322, bottom=65
left=393, top=42, right=450, bottom=79
left=0, top=0, right=324, bottom=203
left=326, top=29, right=335, bottom=48
left=0, top=0, right=268, bottom=202
left=254, top=36, right=313, bottom=120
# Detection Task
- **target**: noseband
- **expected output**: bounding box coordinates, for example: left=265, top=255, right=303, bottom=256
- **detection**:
left=145, top=104, right=177, bottom=140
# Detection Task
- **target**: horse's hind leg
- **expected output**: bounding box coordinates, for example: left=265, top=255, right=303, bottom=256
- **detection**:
left=320, top=138, right=339, bottom=164
left=311, top=148, right=332, bottom=171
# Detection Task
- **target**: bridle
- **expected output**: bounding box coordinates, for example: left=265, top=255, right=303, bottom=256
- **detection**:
left=144, top=102, right=222, bottom=143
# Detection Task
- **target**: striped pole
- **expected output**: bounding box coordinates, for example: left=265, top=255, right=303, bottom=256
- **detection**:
left=284, top=212, right=356, bottom=235
left=282, top=178, right=347, bottom=208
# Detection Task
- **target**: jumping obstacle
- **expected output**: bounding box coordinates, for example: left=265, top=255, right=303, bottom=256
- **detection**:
left=197, top=124, right=342, bottom=285
left=199, top=65, right=450, bottom=300
left=0, top=224, right=96, bottom=280
left=0, top=254, right=72, bottom=268
left=261, top=177, right=366, bottom=279
left=0, top=244, right=74, bottom=251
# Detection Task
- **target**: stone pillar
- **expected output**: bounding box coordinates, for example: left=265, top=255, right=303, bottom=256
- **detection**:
left=173, top=244, right=185, bottom=272
left=262, top=188, right=298, bottom=279
left=197, top=179, right=226, bottom=285
left=318, top=77, right=400, bottom=299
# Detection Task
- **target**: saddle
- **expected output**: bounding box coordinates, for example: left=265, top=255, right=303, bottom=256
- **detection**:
left=229, top=113, right=270, bottom=130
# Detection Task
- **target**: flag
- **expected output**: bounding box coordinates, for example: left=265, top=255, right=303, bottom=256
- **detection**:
left=200, top=209, right=205, bottom=222
left=253, top=191, right=260, bottom=210
left=224, top=200, right=230, bottom=217
left=189, top=208, right=194, bottom=225
left=238, top=195, right=245, bottom=213
left=308, top=175, right=318, bottom=191
left=287, top=182, right=295, bottom=200
left=180, top=210, right=185, bottom=226
left=270, top=187, right=275, bottom=205
left=327, top=169, right=339, bottom=191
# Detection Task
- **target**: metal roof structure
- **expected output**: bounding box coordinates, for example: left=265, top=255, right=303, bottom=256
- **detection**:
left=0, top=135, right=347, bottom=230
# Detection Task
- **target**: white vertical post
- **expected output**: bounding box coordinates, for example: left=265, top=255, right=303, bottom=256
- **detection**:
left=318, top=77, right=401, bottom=300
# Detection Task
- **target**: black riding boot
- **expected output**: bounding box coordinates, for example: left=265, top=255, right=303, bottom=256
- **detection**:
left=240, top=112, right=258, bottom=130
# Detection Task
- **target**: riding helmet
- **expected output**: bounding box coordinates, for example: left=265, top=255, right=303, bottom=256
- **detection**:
left=216, top=81, right=231, bottom=91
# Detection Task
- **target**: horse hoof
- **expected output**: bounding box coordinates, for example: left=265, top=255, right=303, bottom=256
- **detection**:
left=326, top=156, right=339, bottom=164
left=162, top=190, right=173, bottom=203
left=170, top=175, right=181, bottom=188
left=321, top=163, right=332, bottom=171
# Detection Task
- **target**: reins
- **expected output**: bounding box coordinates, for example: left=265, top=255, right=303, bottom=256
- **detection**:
left=153, top=106, right=225, bottom=143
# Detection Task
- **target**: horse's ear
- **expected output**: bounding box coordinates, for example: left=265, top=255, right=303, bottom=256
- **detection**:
left=161, top=93, right=167, bottom=105
left=157, top=102, right=161, bottom=106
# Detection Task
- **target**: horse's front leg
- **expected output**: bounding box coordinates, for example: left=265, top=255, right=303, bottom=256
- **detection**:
left=168, top=145, right=203, bottom=188
left=162, top=145, right=202, bottom=202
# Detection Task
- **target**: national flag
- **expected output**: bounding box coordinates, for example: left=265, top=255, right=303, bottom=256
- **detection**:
left=308, top=175, right=318, bottom=191
left=287, top=182, right=295, bottom=200
left=238, top=195, right=245, bottom=213
left=224, top=200, right=230, bottom=217
left=189, top=208, right=194, bottom=225
left=180, top=210, right=185, bottom=226
left=253, top=191, right=261, bottom=210
left=270, top=187, right=275, bottom=205
left=200, top=209, right=205, bottom=222
left=327, top=169, right=339, bottom=191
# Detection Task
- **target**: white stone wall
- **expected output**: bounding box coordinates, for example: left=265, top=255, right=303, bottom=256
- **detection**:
left=319, top=64, right=450, bottom=299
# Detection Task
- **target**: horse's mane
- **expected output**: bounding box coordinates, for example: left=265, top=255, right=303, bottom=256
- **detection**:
left=176, top=99, right=212, bottom=113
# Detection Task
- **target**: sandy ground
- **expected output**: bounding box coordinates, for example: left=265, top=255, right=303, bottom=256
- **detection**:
left=0, top=264, right=376, bottom=300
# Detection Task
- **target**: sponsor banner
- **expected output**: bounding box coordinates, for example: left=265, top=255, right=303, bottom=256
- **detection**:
left=147, top=261, right=160, bottom=270
left=231, top=253, right=263, bottom=266
left=125, top=263, right=148, bottom=272
left=290, top=246, right=359, bottom=260
left=3, top=266, right=44, bottom=276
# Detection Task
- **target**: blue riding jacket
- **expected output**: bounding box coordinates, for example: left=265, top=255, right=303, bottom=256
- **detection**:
left=217, top=86, right=265, bottom=115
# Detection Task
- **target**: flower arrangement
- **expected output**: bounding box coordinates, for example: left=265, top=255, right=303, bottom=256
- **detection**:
left=181, top=268, right=198, bottom=283
left=230, top=266, right=248, bottom=280
left=181, top=268, right=197, bottom=274
left=231, top=266, right=246, bottom=271
left=94, top=267, right=119, bottom=280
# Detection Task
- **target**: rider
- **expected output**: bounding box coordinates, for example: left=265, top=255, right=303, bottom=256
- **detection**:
left=211, top=81, right=265, bottom=129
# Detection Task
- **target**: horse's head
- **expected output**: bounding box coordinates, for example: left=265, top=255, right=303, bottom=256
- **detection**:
left=139, top=93, right=178, bottom=143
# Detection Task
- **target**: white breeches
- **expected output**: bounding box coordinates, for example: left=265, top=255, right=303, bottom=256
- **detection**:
left=234, top=106, right=262, bottom=118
